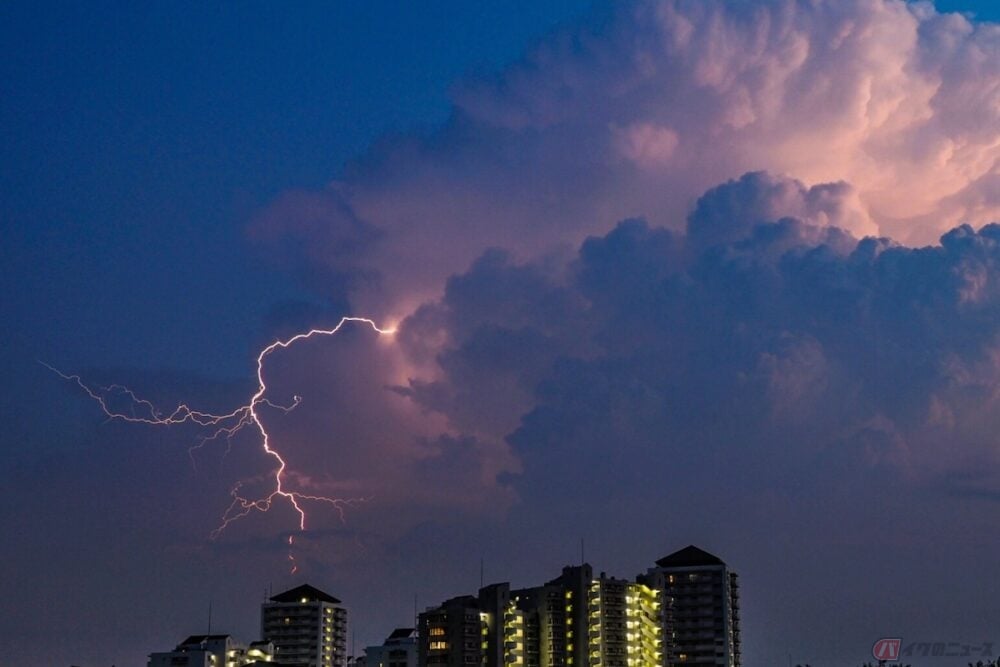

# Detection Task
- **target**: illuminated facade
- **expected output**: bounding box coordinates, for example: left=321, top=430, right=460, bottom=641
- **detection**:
left=147, top=634, right=274, bottom=667
left=585, top=576, right=661, bottom=667
left=418, top=595, right=486, bottom=667
left=501, top=565, right=591, bottom=667
left=262, top=584, right=348, bottom=667
left=503, top=600, right=526, bottom=667
left=418, top=565, right=663, bottom=667
left=645, top=546, right=740, bottom=667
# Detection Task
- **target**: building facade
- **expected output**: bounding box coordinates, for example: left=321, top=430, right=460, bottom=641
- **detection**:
left=586, top=574, right=661, bottom=667
left=502, top=565, right=592, bottom=667
left=416, top=547, right=736, bottom=667
left=646, top=546, right=740, bottom=667
left=418, top=595, right=484, bottom=667
left=262, top=584, right=348, bottom=667
left=417, top=564, right=663, bottom=667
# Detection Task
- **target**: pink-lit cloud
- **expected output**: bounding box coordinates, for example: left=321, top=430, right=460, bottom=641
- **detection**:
left=253, top=0, right=998, bottom=315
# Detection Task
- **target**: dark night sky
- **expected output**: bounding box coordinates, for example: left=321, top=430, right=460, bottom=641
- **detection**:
left=2, top=2, right=999, bottom=666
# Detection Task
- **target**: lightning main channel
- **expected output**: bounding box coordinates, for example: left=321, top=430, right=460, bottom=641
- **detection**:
left=45, top=316, right=396, bottom=555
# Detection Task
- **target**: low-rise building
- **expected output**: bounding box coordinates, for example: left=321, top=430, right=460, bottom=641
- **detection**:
left=148, top=634, right=274, bottom=667
left=365, top=627, right=418, bottom=667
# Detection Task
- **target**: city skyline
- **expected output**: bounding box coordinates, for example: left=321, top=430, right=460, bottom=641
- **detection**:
left=144, top=543, right=738, bottom=667
left=3, top=1, right=1000, bottom=665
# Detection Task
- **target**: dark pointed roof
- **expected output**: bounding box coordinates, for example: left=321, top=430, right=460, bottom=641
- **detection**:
left=270, top=583, right=341, bottom=604
left=386, top=628, right=416, bottom=640
left=655, top=545, right=725, bottom=568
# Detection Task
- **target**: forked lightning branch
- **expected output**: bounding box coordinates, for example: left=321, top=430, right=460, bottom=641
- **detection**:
left=45, top=316, right=396, bottom=568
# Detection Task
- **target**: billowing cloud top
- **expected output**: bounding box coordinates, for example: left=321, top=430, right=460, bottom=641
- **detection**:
left=251, top=0, right=999, bottom=315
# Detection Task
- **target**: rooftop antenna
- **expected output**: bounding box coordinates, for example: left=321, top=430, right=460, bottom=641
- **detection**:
left=580, top=538, right=585, bottom=565
left=207, top=600, right=213, bottom=635
left=480, top=557, right=484, bottom=588
left=414, top=593, right=418, bottom=627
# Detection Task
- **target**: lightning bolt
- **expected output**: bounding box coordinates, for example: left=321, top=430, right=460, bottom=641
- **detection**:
left=45, top=316, right=396, bottom=566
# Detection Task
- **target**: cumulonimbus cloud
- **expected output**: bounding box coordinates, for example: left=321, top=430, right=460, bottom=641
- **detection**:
left=251, top=0, right=998, bottom=316
left=242, top=0, right=1000, bottom=534
left=246, top=168, right=1000, bottom=533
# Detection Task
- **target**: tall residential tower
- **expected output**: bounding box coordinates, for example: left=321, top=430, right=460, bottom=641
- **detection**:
left=646, top=546, right=740, bottom=667
left=262, top=584, right=348, bottom=667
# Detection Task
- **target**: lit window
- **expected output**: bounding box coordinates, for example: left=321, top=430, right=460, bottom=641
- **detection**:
left=430, top=628, right=446, bottom=636
left=430, top=642, right=448, bottom=650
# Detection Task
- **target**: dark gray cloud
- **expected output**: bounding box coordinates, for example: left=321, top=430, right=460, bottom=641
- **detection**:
left=399, top=170, right=1000, bottom=508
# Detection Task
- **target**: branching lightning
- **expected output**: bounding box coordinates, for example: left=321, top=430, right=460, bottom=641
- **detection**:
left=45, top=316, right=395, bottom=571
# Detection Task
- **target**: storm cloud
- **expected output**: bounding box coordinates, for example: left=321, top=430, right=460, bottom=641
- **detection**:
left=401, top=168, right=1000, bottom=490
left=252, top=0, right=999, bottom=315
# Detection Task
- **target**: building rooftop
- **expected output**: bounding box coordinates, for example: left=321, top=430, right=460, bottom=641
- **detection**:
left=386, top=628, right=416, bottom=640
left=269, top=583, right=341, bottom=604
left=655, top=545, right=725, bottom=568
left=179, top=634, right=234, bottom=646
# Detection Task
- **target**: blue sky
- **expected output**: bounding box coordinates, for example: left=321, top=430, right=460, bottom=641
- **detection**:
left=1, top=1, right=598, bottom=376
